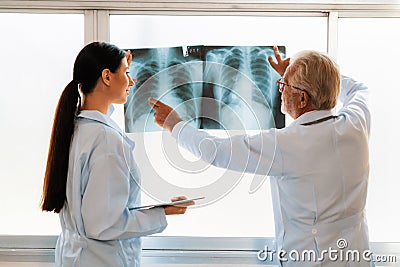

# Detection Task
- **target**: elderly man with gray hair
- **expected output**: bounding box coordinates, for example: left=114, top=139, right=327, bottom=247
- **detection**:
left=149, top=47, right=372, bottom=267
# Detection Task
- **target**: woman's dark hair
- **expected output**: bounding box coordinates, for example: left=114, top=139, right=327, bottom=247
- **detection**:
left=41, top=42, right=126, bottom=213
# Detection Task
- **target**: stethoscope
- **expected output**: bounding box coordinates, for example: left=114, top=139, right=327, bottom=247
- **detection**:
left=300, top=115, right=338, bottom=126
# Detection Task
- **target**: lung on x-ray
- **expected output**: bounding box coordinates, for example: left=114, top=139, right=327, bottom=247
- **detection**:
left=124, top=46, right=285, bottom=132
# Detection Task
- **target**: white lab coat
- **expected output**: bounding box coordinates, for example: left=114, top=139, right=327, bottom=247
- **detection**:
left=55, top=109, right=167, bottom=267
left=172, top=76, right=373, bottom=266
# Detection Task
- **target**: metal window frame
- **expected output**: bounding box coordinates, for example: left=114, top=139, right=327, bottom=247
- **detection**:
left=0, top=0, right=400, bottom=11
left=1, top=235, right=400, bottom=265
left=0, top=236, right=278, bottom=264
left=0, top=1, right=400, bottom=264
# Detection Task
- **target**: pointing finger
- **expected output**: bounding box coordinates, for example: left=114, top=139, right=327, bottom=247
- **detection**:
left=273, top=46, right=283, bottom=62
left=148, top=97, right=160, bottom=109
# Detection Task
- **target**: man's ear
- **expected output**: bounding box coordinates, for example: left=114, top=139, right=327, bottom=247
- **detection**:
left=299, top=92, right=308, bottom=109
left=101, top=69, right=111, bottom=86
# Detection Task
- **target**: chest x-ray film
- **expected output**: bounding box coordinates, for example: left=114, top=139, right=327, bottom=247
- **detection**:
left=124, top=46, right=285, bottom=132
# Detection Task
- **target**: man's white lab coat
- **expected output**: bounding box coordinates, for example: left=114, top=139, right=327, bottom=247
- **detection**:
left=55, top=110, right=167, bottom=266
left=171, top=76, right=372, bottom=266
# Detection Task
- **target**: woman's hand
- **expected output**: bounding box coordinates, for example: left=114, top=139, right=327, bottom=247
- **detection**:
left=148, top=97, right=183, bottom=132
left=126, top=50, right=133, bottom=66
left=163, top=196, right=195, bottom=215
left=268, top=46, right=290, bottom=77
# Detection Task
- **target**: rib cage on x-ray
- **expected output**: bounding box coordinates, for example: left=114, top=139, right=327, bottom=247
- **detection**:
left=124, top=46, right=285, bottom=132
left=202, top=46, right=282, bottom=130
left=124, top=47, right=202, bottom=132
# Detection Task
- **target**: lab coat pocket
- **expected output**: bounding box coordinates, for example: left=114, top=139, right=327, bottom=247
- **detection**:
left=84, top=239, right=125, bottom=267
left=120, top=238, right=142, bottom=266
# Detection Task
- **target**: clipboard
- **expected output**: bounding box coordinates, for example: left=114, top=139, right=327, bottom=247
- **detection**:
left=129, top=196, right=205, bottom=211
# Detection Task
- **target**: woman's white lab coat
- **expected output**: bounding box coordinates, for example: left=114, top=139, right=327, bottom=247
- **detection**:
left=55, top=109, right=167, bottom=267
left=171, top=76, right=373, bottom=266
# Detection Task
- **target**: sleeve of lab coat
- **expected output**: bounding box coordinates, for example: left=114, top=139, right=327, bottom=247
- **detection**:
left=339, top=75, right=371, bottom=136
left=81, top=137, right=167, bottom=241
left=171, top=122, right=282, bottom=176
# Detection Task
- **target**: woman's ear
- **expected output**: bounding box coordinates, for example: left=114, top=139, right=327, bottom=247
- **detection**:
left=101, top=69, right=111, bottom=86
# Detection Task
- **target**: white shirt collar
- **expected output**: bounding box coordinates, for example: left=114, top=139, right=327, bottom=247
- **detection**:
left=77, top=106, right=123, bottom=135
left=291, top=109, right=336, bottom=126
left=77, top=109, right=136, bottom=148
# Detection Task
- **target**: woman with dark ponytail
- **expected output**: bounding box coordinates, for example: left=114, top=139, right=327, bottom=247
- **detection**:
left=41, top=42, right=193, bottom=266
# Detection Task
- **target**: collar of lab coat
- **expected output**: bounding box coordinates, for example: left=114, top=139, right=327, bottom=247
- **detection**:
left=292, top=109, right=336, bottom=126
left=77, top=109, right=122, bottom=134
left=77, top=108, right=136, bottom=149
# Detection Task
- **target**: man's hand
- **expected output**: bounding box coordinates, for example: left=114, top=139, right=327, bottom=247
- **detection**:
left=148, top=97, right=182, bottom=132
left=268, top=46, right=290, bottom=77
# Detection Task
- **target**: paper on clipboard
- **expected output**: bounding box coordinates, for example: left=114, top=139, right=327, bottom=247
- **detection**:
left=129, top=196, right=205, bottom=211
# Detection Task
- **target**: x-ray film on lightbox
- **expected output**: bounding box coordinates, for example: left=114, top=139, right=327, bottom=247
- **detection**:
left=124, top=45, right=285, bottom=132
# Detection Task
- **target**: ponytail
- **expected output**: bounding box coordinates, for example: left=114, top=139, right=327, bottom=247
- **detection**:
left=41, top=81, right=80, bottom=213
left=41, top=42, right=126, bottom=213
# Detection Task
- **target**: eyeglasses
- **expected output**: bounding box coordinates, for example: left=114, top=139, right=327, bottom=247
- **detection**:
left=276, top=78, right=309, bottom=95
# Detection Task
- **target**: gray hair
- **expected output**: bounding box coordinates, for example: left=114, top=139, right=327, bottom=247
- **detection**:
left=285, top=50, right=341, bottom=110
